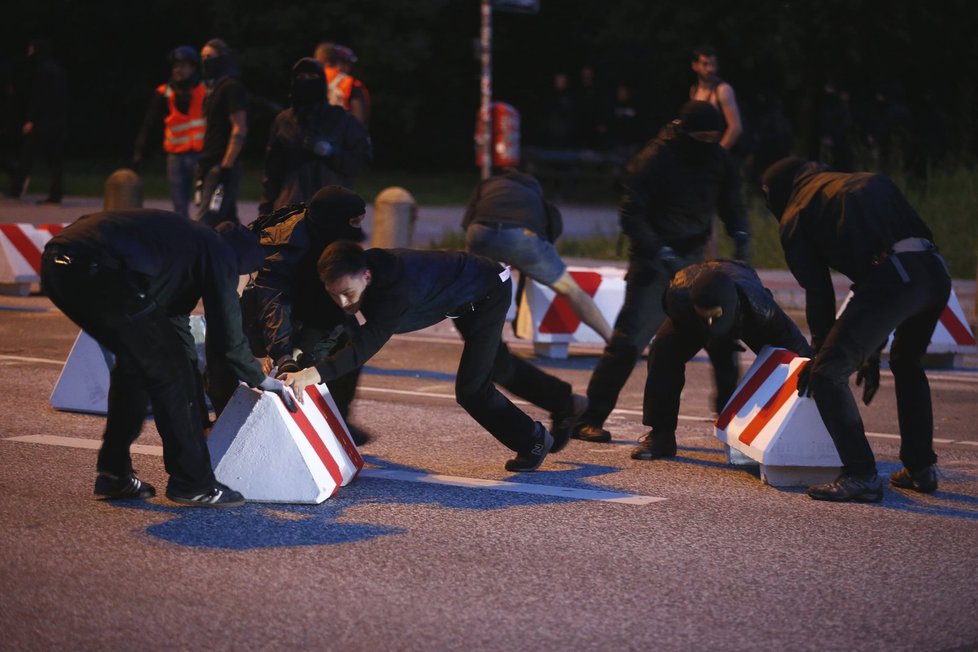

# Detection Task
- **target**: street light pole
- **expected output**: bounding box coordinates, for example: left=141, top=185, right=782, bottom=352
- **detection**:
left=480, top=0, right=493, bottom=180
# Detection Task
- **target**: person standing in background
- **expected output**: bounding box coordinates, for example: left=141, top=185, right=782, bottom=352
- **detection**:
left=16, top=37, right=67, bottom=204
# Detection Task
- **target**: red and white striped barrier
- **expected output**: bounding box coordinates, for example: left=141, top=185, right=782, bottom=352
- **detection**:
left=714, top=346, right=841, bottom=487
left=514, top=266, right=625, bottom=358
left=0, top=223, right=69, bottom=294
left=208, top=382, right=363, bottom=503
left=837, top=289, right=976, bottom=357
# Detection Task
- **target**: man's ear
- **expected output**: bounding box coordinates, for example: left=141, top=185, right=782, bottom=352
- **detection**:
left=363, top=269, right=372, bottom=285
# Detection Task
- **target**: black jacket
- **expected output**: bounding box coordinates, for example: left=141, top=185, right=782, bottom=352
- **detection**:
left=260, top=103, right=372, bottom=212
left=665, top=260, right=811, bottom=356
left=44, top=210, right=264, bottom=386
left=778, top=162, right=935, bottom=349
left=620, top=123, right=747, bottom=260
left=461, top=169, right=563, bottom=242
left=314, top=248, right=506, bottom=381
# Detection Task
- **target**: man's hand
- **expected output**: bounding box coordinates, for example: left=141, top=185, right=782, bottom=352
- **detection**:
left=277, top=367, right=322, bottom=405
left=657, top=245, right=683, bottom=275
left=855, top=354, right=881, bottom=406
left=796, top=360, right=813, bottom=398
left=258, top=376, right=298, bottom=412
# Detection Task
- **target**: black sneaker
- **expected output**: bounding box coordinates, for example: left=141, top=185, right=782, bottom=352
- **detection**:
left=807, top=472, right=883, bottom=502
left=505, top=422, right=554, bottom=472
left=890, top=466, right=938, bottom=493
left=94, top=471, right=156, bottom=499
left=550, top=394, right=587, bottom=452
left=347, top=424, right=371, bottom=446
left=571, top=422, right=612, bottom=443
left=630, top=432, right=677, bottom=460
left=166, top=481, right=245, bottom=507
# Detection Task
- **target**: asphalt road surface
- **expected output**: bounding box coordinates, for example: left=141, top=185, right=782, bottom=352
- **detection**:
left=2, top=290, right=978, bottom=651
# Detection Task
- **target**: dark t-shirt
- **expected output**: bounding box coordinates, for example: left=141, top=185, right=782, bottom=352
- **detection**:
left=200, top=76, right=248, bottom=166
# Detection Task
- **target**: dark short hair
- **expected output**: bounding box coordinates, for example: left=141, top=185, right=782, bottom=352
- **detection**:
left=692, top=44, right=716, bottom=61
left=318, top=240, right=368, bottom=284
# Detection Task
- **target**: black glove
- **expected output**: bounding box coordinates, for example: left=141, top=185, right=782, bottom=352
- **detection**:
left=855, top=353, right=881, bottom=406
left=657, top=245, right=683, bottom=275
left=733, top=231, right=751, bottom=262
left=217, top=166, right=233, bottom=185
left=796, top=360, right=813, bottom=398
left=275, top=356, right=300, bottom=375
left=258, top=376, right=298, bottom=412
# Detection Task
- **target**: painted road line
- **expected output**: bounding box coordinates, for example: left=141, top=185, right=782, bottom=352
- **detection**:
left=4, top=435, right=664, bottom=506
left=0, top=354, right=65, bottom=365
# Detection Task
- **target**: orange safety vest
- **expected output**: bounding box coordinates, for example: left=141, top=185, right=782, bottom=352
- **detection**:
left=157, top=82, right=206, bottom=154
left=324, top=66, right=354, bottom=110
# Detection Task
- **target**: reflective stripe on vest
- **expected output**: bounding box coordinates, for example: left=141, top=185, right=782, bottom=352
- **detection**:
left=158, top=82, right=206, bottom=154
left=324, top=67, right=354, bottom=110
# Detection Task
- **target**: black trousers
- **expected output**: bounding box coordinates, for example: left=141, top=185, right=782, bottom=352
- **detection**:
left=41, top=254, right=216, bottom=493
left=809, top=251, right=951, bottom=475
left=452, top=278, right=572, bottom=453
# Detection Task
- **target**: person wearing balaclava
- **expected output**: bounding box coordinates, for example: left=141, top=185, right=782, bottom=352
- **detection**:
left=195, top=38, right=248, bottom=226
left=205, top=185, right=371, bottom=443
left=570, top=100, right=751, bottom=445
left=40, top=208, right=297, bottom=507
left=16, top=37, right=67, bottom=204
left=132, top=46, right=206, bottom=217
left=760, top=157, right=951, bottom=502
left=633, top=260, right=811, bottom=460
left=258, top=57, right=372, bottom=215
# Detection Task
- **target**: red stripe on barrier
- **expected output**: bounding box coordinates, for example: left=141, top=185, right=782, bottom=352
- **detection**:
left=0, top=224, right=43, bottom=273
left=42, top=224, right=64, bottom=236
left=306, top=387, right=364, bottom=473
left=715, top=349, right=798, bottom=430
left=285, top=390, right=343, bottom=495
left=938, top=305, right=976, bottom=346
left=738, top=360, right=808, bottom=446
left=539, top=270, right=602, bottom=334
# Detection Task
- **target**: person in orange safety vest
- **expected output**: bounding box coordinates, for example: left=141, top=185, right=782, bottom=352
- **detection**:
left=314, top=42, right=370, bottom=126
left=132, top=45, right=207, bottom=217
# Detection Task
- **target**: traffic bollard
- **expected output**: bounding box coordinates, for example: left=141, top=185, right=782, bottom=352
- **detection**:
left=104, top=169, right=143, bottom=210
left=371, top=186, right=416, bottom=248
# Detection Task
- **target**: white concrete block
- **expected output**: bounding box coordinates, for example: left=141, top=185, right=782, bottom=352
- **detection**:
left=207, top=382, right=363, bottom=504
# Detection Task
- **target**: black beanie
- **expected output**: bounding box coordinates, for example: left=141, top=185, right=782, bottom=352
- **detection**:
left=678, top=100, right=723, bottom=133
left=690, top=269, right=739, bottom=338
left=215, top=221, right=265, bottom=274
left=761, top=156, right=807, bottom=220
left=306, top=186, right=367, bottom=243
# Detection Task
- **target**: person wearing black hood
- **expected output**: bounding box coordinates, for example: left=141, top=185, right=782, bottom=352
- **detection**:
left=205, top=186, right=369, bottom=442
left=132, top=46, right=206, bottom=217
left=196, top=38, right=248, bottom=226
left=761, top=157, right=952, bottom=501
left=40, top=210, right=297, bottom=507
left=632, top=260, right=811, bottom=460
left=16, top=37, right=67, bottom=204
left=258, top=57, right=372, bottom=214
left=571, top=100, right=751, bottom=444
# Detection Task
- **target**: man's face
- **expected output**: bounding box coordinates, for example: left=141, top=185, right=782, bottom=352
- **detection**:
left=172, top=60, right=195, bottom=82
left=692, top=55, right=718, bottom=82
left=325, top=269, right=371, bottom=315
left=201, top=45, right=218, bottom=62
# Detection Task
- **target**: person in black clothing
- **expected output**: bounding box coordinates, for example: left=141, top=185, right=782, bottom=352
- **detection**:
left=196, top=38, right=248, bottom=226
left=571, top=100, right=751, bottom=444
left=762, top=157, right=952, bottom=502
left=40, top=210, right=296, bottom=507
left=279, top=241, right=582, bottom=472
left=17, top=38, right=67, bottom=204
left=207, top=186, right=366, bottom=431
left=632, top=260, right=812, bottom=460
left=258, top=58, right=372, bottom=214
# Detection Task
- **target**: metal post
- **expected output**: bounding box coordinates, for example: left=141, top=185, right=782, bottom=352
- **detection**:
left=480, top=0, right=493, bottom=180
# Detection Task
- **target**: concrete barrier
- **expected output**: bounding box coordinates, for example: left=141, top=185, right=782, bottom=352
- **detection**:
left=0, top=223, right=68, bottom=295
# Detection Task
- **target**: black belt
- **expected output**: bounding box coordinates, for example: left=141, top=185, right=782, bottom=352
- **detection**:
left=474, top=220, right=523, bottom=230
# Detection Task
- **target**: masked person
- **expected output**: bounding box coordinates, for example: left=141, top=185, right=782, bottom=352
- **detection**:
left=206, top=186, right=369, bottom=445
left=40, top=210, right=296, bottom=507
left=132, top=46, right=206, bottom=217
left=258, top=58, right=372, bottom=215
left=762, top=157, right=952, bottom=502
left=196, top=38, right=247, bottom=226
left=632, top=260, right=811, bottom=460
left=571, top=100, right=751, bottom=444
left=279, top=241, right=585, bottom=472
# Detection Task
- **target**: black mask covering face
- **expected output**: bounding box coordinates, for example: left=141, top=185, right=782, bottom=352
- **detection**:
left=291, top=78, right=325, bottom=108
left=201, top=55, right=227, bottom=80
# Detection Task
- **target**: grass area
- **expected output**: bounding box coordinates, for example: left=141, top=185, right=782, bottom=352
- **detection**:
left=31, top=159, right=978, bottom=278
